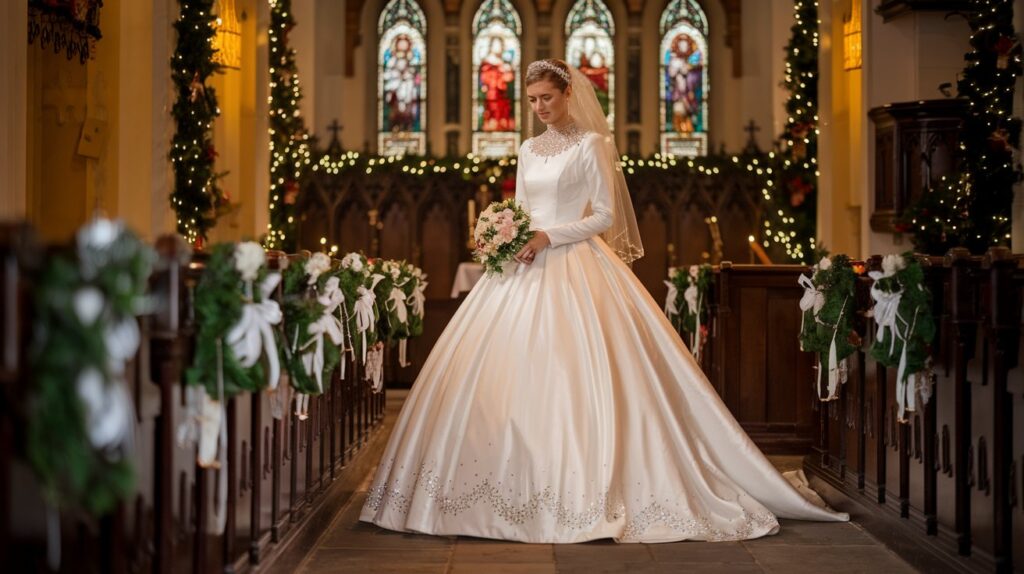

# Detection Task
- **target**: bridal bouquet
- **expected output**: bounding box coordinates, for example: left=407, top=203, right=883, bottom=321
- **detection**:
left=473, top=198, right=532, bottom=276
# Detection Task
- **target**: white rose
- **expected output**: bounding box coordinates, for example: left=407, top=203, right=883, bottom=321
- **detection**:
left=305, top=252, right=331, bottom=284
left=818, top=256, right=832, bottom=271
left=234, top=241, right=265, bottom=281
left=78, top=218, right=123, bottom=251
left=689, top=265, right=699, bottom=279
left=73, top=287, right=105, bottom=325
left=881, top=254, right=905, bottom=277
left=390, top=266, right=401, bottom=280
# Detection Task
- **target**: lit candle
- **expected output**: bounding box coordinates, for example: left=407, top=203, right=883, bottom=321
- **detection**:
left=468, top=199, right=476, bottom=226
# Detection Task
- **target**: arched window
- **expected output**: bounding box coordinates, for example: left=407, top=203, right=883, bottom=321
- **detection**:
left=565, top=0, right=614, bottom=127
left=660, top=0, right=708, bottom=157
left=472, top=0, right=522, bottom=158
left=378, top=0, right=427, bottom=156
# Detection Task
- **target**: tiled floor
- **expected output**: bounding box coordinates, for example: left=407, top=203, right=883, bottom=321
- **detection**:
left=293, top=392, right=918, bottom=574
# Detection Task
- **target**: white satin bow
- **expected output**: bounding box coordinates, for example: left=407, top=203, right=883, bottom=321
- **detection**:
left=355, top=274, right=386, bottom=363
left=300, top=277, right=347, bottom=393
left=388, top=287, right=409, bottom=324
left=226, top=272, right=283, bottom=389
left=409, top=279, right=427, bottom=318
left=798, top=274, right=825, bottom=316
left=663, top=280, right=679, bottom=317
left=869, top=277, right=918, bottom=421
left=683, top=284, right=699, bottom=315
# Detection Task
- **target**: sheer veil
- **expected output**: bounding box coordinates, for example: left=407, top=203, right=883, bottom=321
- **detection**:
left=566, top=65, right=644, bottom=264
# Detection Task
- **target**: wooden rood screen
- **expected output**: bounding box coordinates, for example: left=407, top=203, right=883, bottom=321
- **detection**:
left=0, top=226, right=386, bottom=573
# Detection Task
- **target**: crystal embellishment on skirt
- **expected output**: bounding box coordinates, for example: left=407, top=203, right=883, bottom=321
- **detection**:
left=363, top=459, right=780, bottom=541
left=528, top=122, right=588, bottom=158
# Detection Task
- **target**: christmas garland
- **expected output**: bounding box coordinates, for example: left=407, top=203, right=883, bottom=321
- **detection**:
left=27, top=219, right=155, bottom=516
left=185, top=242, right=282, bottom=398
left=798, top=254, right=858, bottom=400
left=899, top=0, right=1022, bottom=255
left=266, top=0, right=312, bottom=251
left=279, top=252, right=341, bottom=397
left=868, top=253, right=936, bottom=422
left=170, top=0, right=226, bottom=246
left=665, top=264, right=713, bottom=362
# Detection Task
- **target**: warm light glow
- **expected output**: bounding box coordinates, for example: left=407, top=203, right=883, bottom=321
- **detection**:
left=212, top=0, right=242, bottom=70
left=842, top=2, right=862, bottom=71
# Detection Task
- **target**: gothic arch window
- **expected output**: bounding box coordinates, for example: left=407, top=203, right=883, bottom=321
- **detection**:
left=660, top=0, right=708, bottom=157
left=472, top=0, right=522, bottom=157
left=378, top=0, right=427, bottom=156
left=565, top=0, right=614, bottom=127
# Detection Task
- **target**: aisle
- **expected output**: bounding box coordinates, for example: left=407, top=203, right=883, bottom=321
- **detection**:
left=290, top=391, right=918, bottom=574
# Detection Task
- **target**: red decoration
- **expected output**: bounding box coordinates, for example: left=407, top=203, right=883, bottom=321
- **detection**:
left=787, top=176, right=813, bottom=207
left=283, top=181, right=300, bottom=205
left=995, top=35, right=1017, bottom=70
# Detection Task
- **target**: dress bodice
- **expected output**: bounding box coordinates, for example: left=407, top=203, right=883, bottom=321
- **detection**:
left=515, top=131, right=616, bottom=249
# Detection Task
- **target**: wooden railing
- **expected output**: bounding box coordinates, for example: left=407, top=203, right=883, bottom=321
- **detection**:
left=1, top=226, right=386, bottom=573
left=804, top=249, right=1023, bottom=573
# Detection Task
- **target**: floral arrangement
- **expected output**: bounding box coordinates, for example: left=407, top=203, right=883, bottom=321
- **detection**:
left=664, top=264, right=713, bottom=362
left=336, top=252, right=382, bottom=364
left=473, top=198, right=533, bottom=276
left=27, top=218, right=155, bottom=517
left=868, top=253, right=936, bottom=422
left=369, top=259, right=428, bottom=371
left=798, top=254, right=859, bottom=400
left=279, top=252, right=343, bottom=398
left=185, top=242, right=282, bottom=467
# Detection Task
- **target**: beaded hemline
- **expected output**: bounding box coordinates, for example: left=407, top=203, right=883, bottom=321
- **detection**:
left=362, top=461, right=780, bottom=543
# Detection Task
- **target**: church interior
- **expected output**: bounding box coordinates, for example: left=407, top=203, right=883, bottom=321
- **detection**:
left=2, top=0, right=1024, bottom=572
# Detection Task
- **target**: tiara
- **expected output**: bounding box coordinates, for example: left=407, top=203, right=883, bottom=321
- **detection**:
left=528, top=60, right=571, bottom=84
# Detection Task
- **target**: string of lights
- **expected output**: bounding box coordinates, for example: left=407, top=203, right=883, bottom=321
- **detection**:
left=265, top=0, right=313, bottom=251
left=170, top=0, right=225, bottom=247
left=901, top=0, right=1021, bottom=254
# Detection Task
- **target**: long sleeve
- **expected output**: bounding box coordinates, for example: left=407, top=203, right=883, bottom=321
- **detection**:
left=543, top=134, right=615, bottom=248
left=514, top=143, right=530, bottom=215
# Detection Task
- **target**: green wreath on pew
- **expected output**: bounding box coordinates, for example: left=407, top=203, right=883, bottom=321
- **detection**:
left=798, top=254, right=858, bottom=396
left=186, top=242, right=281, bottom=398
left=332, top=252, right=380, bottom=361
left=278, top=253, right=342, bottom=395
left=27, top=219, right=154, bottom=515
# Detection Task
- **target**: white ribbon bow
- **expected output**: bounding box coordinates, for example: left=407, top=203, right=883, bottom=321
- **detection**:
left=299, top=277, right=347, bottom=393
left=869, top=282, right=903, bottom=355
left=355, top=274, right=386, bottom=363
left=798, top=274, right=825, bottom=316
left=409, top=279, right=427, bottom=318
left=226, top=272, right=283, bottom=389
left=388, top=287, right=409, bottom=324
left=683, top=284, right=699, bottom=315
left=663, top=280, right=679, bottom=317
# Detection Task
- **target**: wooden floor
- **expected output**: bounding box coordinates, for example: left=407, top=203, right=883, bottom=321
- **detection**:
left=285, top=391, right=920, bottom=574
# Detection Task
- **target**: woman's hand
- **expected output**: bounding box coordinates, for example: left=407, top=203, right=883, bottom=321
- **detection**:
left=514, top=231, right=551, bottom=264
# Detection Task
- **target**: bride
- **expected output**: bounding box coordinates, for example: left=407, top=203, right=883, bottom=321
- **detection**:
left=360, top=59, right=848, bottom=543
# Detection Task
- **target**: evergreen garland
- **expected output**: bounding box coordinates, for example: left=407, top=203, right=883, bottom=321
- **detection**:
left=799, top=254, right=858, bottom=397
left=266, top=0, right=312, bottom=251
left=868, top=254, right=936, bottom=417
left=901, top=0, right=1022, bottom=254
left=27, top=220, right=155, bottom=515
left=186, top=243, right=278, bottom=397
left=776, top=0, right=820, bottom=263
left=170, top=0, right=225, bottom=246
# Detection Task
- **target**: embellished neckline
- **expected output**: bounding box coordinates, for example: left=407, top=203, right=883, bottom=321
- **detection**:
left=528, top=121, right=588, bottom=159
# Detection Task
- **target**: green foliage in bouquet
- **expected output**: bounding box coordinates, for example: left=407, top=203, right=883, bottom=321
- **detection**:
left=799, top=254, right=858, bottom=363
left=868, top=254, right=936, bottom=382
left=186, top=243, right=274, bottom=397
left=27, top=221, right=155, bottom=515
left=278, top=254, right=341, bottom=395
left=668, top=264, right=714, bottom=336
left=403, top=263, right=427, bottom=339
left=372, top=259, right=410, bottom=343
left=473, top=198, right=533, bottom=276
left=332, top=252, right=379, bottom=361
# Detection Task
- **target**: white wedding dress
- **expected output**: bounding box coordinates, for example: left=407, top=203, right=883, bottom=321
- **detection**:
left=359, top=129, right=848, bottom=543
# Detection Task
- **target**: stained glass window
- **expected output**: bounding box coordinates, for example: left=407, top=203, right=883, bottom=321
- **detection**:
left=660, top=0, right=708, bottom=157
left=565, top=0, right=615, bottom=126
left=472, top=0, right=522, bottom=158
left=378, top=0, right=427, bottom=156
